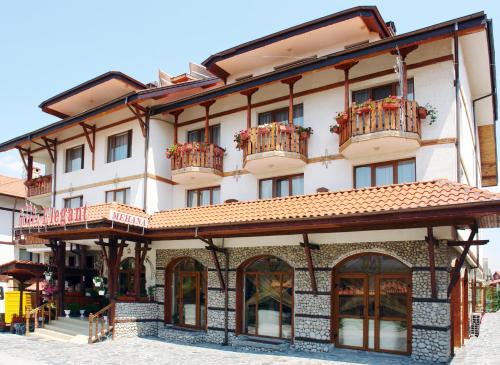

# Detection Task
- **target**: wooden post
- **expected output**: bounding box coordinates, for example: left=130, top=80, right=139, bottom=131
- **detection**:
left=107, top=238, right=118, bottom=300
left=170, top=110, right=184, bottom=145
left=134, top=242, right=141, bottom=299
left=281, top=76, right=302, bottom=126
left=35, top=276, right=40, bottom=308
left=80, top=246, right=87, bottom=296
left=240, top=88, right=258, bottom=130
left=200, top=101, right=216, bottom=144
left=19, top=280, right=24, bottom=317
left=300, top=234, right=320, bottom=295
left=334, top=61, right=358, bottom=114
left=27, top=155, right=33, bottom=181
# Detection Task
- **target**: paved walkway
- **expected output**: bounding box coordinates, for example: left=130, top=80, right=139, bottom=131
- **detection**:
left=450, top=311, right=500, bottom=365
left=1, top=312, right=499, bottom=365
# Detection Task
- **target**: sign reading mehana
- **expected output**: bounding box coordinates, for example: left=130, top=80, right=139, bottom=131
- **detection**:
left=109, top=210, right=148, bottom=228
left=18, top=203, right=88, bottom=228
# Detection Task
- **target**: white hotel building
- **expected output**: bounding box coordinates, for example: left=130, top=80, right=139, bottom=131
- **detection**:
left=0, top=6, right=499, bottom=362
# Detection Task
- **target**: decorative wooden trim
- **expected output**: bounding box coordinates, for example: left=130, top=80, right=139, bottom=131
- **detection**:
left=420, top=137, right=457, bottom=146
left=300, top=233, right=319, bottom=295
left=412, top=297, right=449, bottom=303
left=413, top=324, right=450, bottom=332
left=448, top=225, right=477, bottom=296
left=295, top=313, right=330, bottom=319
left=178, top=55, right=454, bottom=128
left=294, top=336, right=331, bottom=344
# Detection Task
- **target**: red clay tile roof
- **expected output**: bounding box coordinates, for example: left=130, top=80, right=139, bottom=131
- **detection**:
left=148, top=179, right=500, bottom=229
left=0, top=175, right=26, bottom=198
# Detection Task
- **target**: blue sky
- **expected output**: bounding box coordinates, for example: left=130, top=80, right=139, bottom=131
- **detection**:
left=1, top=1, right=499, bottom=271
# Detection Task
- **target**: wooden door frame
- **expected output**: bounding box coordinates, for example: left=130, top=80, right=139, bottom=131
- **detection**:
left=179, top=271, right=200, bottom=328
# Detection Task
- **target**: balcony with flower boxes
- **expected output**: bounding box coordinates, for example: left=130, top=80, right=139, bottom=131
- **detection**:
left=167, top=142, right=224, bottom=186
left=235, top=122, right=310, bottom=176
left=25, top=174, right=53, bottom=197
left=332, top=97, right=424, bottom=159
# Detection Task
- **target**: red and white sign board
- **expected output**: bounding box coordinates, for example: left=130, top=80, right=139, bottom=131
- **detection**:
left=108, top=210, right=148, bottom=228
left=18, top=203, right=88, bottom=228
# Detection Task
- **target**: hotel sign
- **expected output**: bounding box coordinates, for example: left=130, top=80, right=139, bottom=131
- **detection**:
left=18, top=203, right=88, bottom=228
left=109, top=210, right=148, bottom=228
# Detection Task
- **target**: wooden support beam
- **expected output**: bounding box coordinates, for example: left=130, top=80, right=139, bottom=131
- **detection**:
left=301, top=233, right=319, bottom=295
left=335, top=61, right=358, bottom=114
left=280, top=76, right=302, bottom=126
left=200, top=100, right=216, bottom=144
left=197, top=236, right=226, bottom=291
left=169, top=110, right=184, bottom=145
left=17, top=147, right=29, bottom=171
left=426, top=227, right=438, bottom=299
left=447, top=240, right=488, bottom=246
left=41, top=137, right=56, bottom=163
left=79, top=123, right=96, bottom=170
left=448, top=225, right=478, bottom=296
left=240, top=88, right=258, bottom=130
left=127, top=104, right=147, bottom=138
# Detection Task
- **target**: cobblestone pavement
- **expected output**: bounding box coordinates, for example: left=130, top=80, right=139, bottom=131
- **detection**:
left=450, top=311, right=500, bottom=365
left=0, top=333, right=432, bottom=365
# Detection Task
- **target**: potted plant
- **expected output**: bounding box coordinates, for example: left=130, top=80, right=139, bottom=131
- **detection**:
left=43, top=269, right=53, bottom=281
left=234, top=130, right=250, bottom=150
left=79, top=309, right=85, bottom=319
left=165, top=144, right=180, bottom=159
left=382, top=95, right=400, bottom=110
left=93, top=276, right=103, bottom=288
left=147, top=286, right=156, bottom=301
left=335, top=111, right=348, bottom=125
left=64, top=308, right=71, bottom=318
left=257, top=125, right=270, bottom=135
left=329, top=124, right=340, bottom=134
left=419, top=103, right=438, bottom=125
left=214, top=147, right=225, bottom=157
left=98, top=288, right=106, bottom=296
left=296, top=126, right=313, bottom=140
left=355, top=99, right=373, bottom=115
left=181, top=143, right=193, bottom=153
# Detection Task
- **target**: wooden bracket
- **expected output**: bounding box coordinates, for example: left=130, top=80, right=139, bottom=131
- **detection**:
left=447, top=240, right=488, bottom=246
left=79, top=123, right=96, bottom=169
left=127, top=104, right=148, bottom=138
left=334, top=60, right=359, bottom=71
left=300, top=233, right=319, bottom=295
left=448, top=225, right=478, bottom=296
left=280, top=75, right=302, bottom=86
left=425, top=227, right=438, bottom=299
left=17, top=147, right=29, bottom=172
left=197, top=235, right=226, bottom=291
left=41, top=137, right=57, bottom=163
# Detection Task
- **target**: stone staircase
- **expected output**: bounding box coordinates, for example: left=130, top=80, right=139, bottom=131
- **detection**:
left=31, top=317, right=90, bottom=344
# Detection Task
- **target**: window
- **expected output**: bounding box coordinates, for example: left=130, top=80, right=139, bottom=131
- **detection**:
left=259, top=174, right=304, bottom=199
left=169, top=257, right=207, bottom=329
left=118, top=258, right=146, bottom=297
left=107, top=130, right=132, bottom=163
left=65, top=145, right=84, bottom=172
left=187, top=124, right=220, bottom=145
left=354, top=159, right=416, bottom=189
left=352, top=79, right=414, bottom=104
left=18, top=249, right=39, bottom=263
left=187, top=186, right=220, bottom=207
left=240, top=256, right=293, bottom=338
left=64, top=196, right=83, bottom=208
left=105, top=188, right=130, bottom=204
left=258, top=104, right=304, bottom=126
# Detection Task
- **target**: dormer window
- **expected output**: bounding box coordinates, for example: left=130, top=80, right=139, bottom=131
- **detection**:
left=258, top=104, right=303, bottom=126
left=65, top=145, right=84, bottom=172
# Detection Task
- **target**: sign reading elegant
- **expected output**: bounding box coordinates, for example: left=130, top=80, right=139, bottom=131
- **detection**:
left=108, top=210, right=148, bottom=228
left=18, top=203, right=88, bottom=228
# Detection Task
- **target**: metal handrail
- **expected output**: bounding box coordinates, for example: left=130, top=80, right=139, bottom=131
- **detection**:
left=88, top=301, right=115, bottom=344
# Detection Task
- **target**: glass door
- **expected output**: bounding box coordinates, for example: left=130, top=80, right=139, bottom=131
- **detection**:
left=179, top=272, right=200, bottom=327
left=376, top=274, right=411, bottom=353
left=336, top=274, right=368, bottom=349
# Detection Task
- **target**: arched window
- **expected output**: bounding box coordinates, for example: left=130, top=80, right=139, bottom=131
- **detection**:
left=333, top=253, right=411, bottom=354
left=239, top=256, right=293, bottom=339
left=166, top=257, right=207, bottom=329
left=118, top=258, right=146, bottom=296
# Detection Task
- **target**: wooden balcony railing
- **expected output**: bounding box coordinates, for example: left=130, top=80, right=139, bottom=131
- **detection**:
left=242, top=122, right=308, bottom=161
left=171, top=143, right=224, bottom=173
left=25, top=175, right=52, bottom=197
left=88, top=301, right=115, bottom=343
left=338, top=99, right=421, bottom=146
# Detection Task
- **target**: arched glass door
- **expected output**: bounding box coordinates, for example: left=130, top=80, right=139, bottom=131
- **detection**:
left=172, top=258, right=206, bottom=329
left=333, top=254, right=411, bottom=354
left=242, top=256, right=293, bottom=339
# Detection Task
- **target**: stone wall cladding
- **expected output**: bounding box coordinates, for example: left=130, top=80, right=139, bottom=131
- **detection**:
left=114, top=302, right=159, bottom=338
left=155, top=241, right=451, bottom=363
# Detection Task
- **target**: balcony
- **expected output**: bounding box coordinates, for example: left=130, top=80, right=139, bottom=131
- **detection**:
left=25, top=175, right=52, bottom=197
left=169, top=143, right=224, bottom=185
left=240, top=123, right=308, bottom=175
left=336, top=98, right=422, bottom=159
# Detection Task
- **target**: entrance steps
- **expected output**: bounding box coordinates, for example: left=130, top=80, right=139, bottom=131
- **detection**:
left=232, top=335, right=290, bottom=352
left=31, top=317, right=89, bottom=344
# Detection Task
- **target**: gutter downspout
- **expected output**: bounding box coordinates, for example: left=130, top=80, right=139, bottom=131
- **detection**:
left=222, top=237, right=229, bottom=346
left=143, top=110, right=150, bottom=212
left=454, top=22, right=461, bottom=184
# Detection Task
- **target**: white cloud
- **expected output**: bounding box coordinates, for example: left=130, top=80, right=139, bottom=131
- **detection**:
left=0, top=150, right=24, bottom=178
